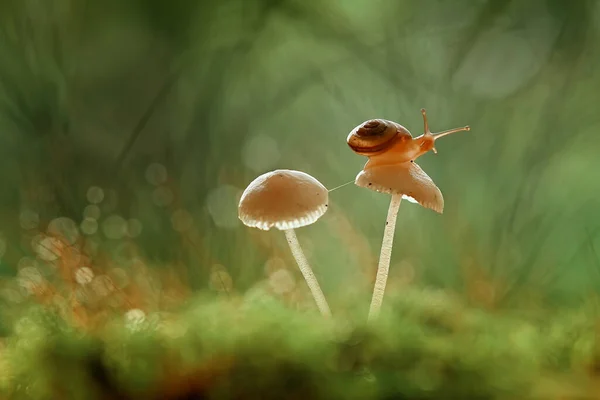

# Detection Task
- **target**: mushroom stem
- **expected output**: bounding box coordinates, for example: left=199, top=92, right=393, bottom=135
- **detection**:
left=368, top=193, right=403, bottom=322
left=284, top=228, right=332, bottom=318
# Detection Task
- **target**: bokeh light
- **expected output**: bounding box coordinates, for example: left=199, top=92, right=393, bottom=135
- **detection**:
left=83, top=204, right=101, bottom=220
left=264, top=257, right=287, bottom=276
left=47, top=217, right=79, bottom=245
left=19, top=209, right=40, bottom=230
left=0, top=286, right=23, bottom=304
left=206, top=185, right=241, bottom=229
left=102, top=215, right=127, bottom=240
left=124, top=308, right=146, bottom=330
left=17, top=266, right=44, bottom=295
left=268, top=268, right=295, bottom=295
left=108, top=268, right=129, bottom=289
left=151, top=187, right=174, bottom=207
left=145, top=163, right=168, bottom=186
left=242, top=134, right=281, bottom=172
left=17, top=257, right=37, bottom=270
left=86, top=186, right=105, bottom=204
left=32, top=235, right=62, bottom=262
left=90, top=275, right=116, bottom=297
left=101, top=190, right=119, bottom=214
left=80, top=218, right=99, bottom=235
left=75, top=267, right=94, bottom=285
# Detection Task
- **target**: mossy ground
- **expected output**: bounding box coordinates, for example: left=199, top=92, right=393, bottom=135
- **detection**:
left=1, top=286, right=600, bottom=400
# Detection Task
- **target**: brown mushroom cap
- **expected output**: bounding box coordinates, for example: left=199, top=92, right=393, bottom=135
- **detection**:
left=355, top=162, right=444, bottom=213
left=238, top=169, right=329, bottom=230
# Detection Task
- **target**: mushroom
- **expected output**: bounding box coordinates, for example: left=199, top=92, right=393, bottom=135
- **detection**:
left=346, top=109, right=470, bottom=321
left=238, top=169, right=332, bottom=318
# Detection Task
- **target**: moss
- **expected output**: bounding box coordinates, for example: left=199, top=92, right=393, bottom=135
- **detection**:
left=0, top=286, right=571, bottom=399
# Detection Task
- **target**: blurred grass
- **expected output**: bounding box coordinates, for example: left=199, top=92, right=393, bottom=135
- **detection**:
left=0, top=0, right=599, bottom=398
left=0, top=0, right=597, bottom=301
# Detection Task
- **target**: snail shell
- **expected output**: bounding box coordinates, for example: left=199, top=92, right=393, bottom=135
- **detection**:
left=346, top=119, right=412, bottom=156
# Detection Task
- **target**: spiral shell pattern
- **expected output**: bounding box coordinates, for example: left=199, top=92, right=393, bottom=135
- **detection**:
left=347, top=119, right=408, bottom=156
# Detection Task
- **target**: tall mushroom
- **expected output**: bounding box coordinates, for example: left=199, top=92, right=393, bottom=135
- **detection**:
left=238, top=169, right=332, bottom=318
left=346, top=109, right=470, bottom=321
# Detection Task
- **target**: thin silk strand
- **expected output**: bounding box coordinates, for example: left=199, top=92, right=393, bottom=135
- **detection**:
left=284, top=228, right=332, bottom=318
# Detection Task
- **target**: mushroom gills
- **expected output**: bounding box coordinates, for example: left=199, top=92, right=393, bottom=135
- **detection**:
left=355, top=162, right=444, bottom=214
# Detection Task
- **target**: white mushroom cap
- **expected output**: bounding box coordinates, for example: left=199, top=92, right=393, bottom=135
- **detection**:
left=238, top=169, right=329, bottom=230
left=355, top=162, right=444, bottom=213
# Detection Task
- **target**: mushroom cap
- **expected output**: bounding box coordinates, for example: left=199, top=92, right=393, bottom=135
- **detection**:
left=355, top=162, right=444, bottom=213
left=238, top=169, right=329, bottom=230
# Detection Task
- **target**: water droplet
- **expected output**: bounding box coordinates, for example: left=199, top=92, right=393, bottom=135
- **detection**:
left=145, top=163, right=168, bottom=186
left=83, top=204, right=101, bottom=220
left=75, top=267, right=94, bottom=285
left=86, top=186, right=105, bottom=204
left=206, top=185, right=241, bottom=229
left=102, top=215, right=127, bottom=240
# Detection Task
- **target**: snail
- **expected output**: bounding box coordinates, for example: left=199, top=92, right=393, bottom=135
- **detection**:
left=347, top=109, right=470, bottom=169
left=346, top=109, right=471, bottom=322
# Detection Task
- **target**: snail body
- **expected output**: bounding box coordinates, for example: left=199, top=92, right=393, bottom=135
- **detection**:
left=347, top=110, right=469, bottom=170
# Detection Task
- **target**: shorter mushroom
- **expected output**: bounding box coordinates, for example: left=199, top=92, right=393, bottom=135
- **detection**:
left=238, top=169, right=332, bottom=318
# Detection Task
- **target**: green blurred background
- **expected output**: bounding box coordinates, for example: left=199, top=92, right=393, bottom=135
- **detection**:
left=0, top=0, right=599, bottom=316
